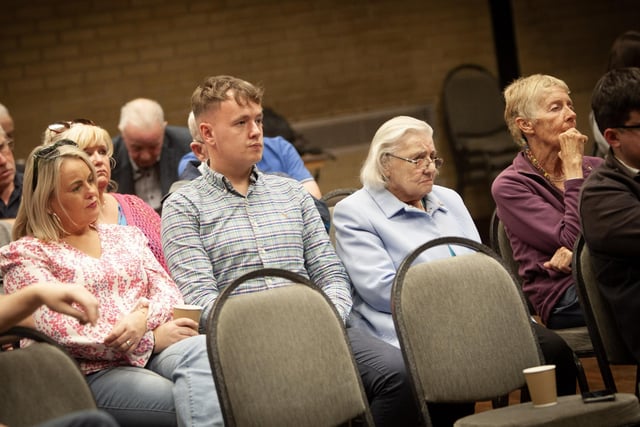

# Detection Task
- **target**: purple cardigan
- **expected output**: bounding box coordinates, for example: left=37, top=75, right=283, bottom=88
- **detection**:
left=491, top=152, right=603, bottom=323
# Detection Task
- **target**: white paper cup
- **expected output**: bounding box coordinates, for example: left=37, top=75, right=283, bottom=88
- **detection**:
left=523, top=364, right=557, bottom=407
left=173, top=304, right=203, bottom=324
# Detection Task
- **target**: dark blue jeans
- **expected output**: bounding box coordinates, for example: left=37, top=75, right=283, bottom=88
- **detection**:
left=546, top=286, right=586, bottom=330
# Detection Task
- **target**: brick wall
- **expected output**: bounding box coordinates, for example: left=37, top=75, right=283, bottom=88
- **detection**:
left=0, top=0, right=637, bottom=216
left=0, top=0, right=497, bottom=157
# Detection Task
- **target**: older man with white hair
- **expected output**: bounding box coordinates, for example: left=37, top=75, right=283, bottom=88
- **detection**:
left=0, top=104, right=14, bottom=141
left=111, top=98, right=191, bottom=212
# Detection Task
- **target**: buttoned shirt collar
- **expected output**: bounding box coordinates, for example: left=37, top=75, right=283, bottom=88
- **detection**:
left=368, top=186, right=448, bottom=219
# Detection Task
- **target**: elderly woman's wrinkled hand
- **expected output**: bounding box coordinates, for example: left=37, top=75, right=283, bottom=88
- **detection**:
left=543, top=246, right=573, bottom=273
left=559, top=128, right=587, bottom=150
left=558, top=128, right=587, bottom=177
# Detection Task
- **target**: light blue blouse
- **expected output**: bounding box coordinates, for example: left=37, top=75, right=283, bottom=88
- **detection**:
left=333, top=185, right=481, bottom=347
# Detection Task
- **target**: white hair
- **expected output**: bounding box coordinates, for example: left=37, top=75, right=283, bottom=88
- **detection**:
left=187, top=111, right=201, bottom=142
left=118, top=98, right=165, bottom=131
left=360, top=116, right=434, bottom=190
left=0, top=103, right=9, bottom=118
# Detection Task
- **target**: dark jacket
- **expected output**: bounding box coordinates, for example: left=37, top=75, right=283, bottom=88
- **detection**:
left=580, top=152, right=640, bottom=363
left=0, top=172, right=23, bottom=219
left=111, top=125, right=192, bottom=196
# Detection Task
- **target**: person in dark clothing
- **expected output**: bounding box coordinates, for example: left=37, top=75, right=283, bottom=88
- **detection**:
left=0, top=125, right=21, bottom=219
left=111, top=98, right=191, bottom=212
left=581, top=67, right=640, bottom=363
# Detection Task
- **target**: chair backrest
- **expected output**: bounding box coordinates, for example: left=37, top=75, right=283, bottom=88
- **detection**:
left=322, top=187, right=358, bottom=247
left=573, top=235, right=638, bottom=392
left=442, top=64, right=518, bottom=193
left=321, top=187, right=359, bottom=208
left=0, top=219, right=12, bottom=248
left=489, top=208, right=538, bottom=316
left=443, top=64, right=507, bottom=140
left=207, top=268, right=373, bottom=427
left=489, top=208, right=521, bottom=280
left=392, top=236, right=541, bottom=419
left=0, top=327, right=97, bottom=427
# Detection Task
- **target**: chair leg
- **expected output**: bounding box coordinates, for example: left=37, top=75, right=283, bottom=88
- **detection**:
left=574, top=353, right=590, bottom=393
left=492, top=394, right=509, bottom=408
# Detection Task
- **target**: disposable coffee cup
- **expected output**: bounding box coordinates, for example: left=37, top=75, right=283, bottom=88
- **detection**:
left=523, top=364, right=557, bottom=407
left=173, top=304, right=203, bottom=324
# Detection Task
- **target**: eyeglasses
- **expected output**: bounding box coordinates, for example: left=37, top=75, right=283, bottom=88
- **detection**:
left=386, top=153, right=444, bottom=169
left=32, top=139, right=79, bottom=191
left=614, top=123, right=640, bottom=130
left=47, top=119, right=95, bottom=134
left=0, top=137, right=14, bottom=155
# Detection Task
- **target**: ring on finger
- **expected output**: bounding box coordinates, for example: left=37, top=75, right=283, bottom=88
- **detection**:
left=126, top=339, right=132, bottom=346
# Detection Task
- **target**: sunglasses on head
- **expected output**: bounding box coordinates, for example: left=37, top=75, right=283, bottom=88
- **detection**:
left=32, top=139, right=79, bottom=192
left=47, top=119, right=96, bottom=134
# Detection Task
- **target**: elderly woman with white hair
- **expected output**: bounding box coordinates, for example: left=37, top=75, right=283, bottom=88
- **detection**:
left=334, top=115, right=579, bottom=425
left=334, top=116, right=478, bottom=348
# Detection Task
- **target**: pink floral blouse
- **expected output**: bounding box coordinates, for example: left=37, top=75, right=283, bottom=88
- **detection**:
left=0, top=224, right=183, bottom=375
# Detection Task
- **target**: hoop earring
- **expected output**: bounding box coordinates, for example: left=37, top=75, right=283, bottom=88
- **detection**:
left=107, top=179, right=118, bottom=192
left=50, top=212, right=70, bottom=237
left=109, top=157, right=116, bottom=169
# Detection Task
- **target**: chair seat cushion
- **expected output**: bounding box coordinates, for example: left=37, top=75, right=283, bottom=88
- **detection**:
left=454, top=393, right=640, bottom=427
left=555, top=326, right=593, bottom=355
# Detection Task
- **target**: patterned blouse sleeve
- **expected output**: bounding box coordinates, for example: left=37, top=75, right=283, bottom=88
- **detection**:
left=0, top=239, right=120, bottom=361
left=128, top=227, right=184, bottom=331
left=1, top=238, right=62, bottom=294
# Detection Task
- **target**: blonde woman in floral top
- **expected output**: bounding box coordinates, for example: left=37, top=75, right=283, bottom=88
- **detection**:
left=0, top=141, right=222, bottom=427
left=43, top=119, right=168, bottom=272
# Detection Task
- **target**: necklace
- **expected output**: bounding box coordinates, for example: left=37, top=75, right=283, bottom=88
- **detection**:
left=524, top=147, right=565, bottom=183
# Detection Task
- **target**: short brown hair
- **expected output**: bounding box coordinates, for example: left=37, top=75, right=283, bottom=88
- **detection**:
left=191, top=75, right=264, bottom=119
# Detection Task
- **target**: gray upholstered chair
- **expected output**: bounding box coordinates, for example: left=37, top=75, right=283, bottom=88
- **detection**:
left=322, top=187, right=358, bottom=247
left=573, top=235, right=640, bottom=396
left=206, top=268, right=374, bottom=427
left=392, top=236, right=640, bottom=427
left=0, top=219, right=12, bottom=248
left=442, top=64, right=519, bottom=195
left=0, top=326, right=97, bottom=427
left=0, top=219, right=12, bottom=293
left=489, top=208, right=594, bottom=358
left=320, top=187, right=360, bottom=208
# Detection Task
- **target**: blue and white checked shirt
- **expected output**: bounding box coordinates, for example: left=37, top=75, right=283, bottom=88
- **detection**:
left=161, top=163, right=352, bottom=330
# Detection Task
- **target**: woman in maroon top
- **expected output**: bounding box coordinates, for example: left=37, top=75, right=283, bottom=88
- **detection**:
left=491, top=74, right=603, bottom=329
